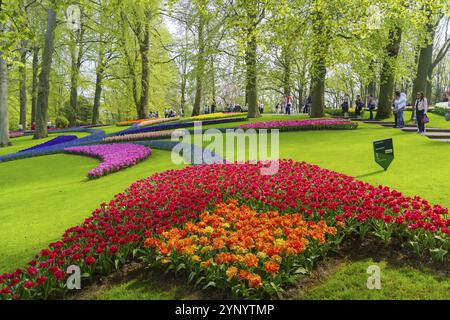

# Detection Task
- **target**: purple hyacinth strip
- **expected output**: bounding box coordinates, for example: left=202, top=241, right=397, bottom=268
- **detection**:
left=64, top=143, right=152, bottom=179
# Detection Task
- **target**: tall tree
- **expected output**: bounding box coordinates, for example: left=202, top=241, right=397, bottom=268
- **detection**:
left=68, top=16, right=85, bottom=126
left=192, top=9, right=206, bottom=116
left=0, top=50, right=8, bottom=147
left=376, top=26, right=402, bottom=119
left=92, top=35, right=105, bottom=124
left=34, top=8, right=57, bottom=139
left=31, top=46, right=39, bottom=123
left=244, top=0, right=260, bottom=118
left=411, top=9, right=437, bottom=107
left=309, top=0, right=329, bottom=118
left=19, top=41, right=27, bottom=129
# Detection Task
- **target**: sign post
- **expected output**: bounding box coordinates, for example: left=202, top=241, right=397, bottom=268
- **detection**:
left=373, top=138, right=394, bottom=171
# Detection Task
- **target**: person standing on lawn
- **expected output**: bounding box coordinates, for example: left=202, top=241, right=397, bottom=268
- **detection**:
left=367, top=94, right=375, bottom=120
left=392, top=94, right=398, bottom=128
left=414, top=91, right=428, bottom=134
left=355, top=95, right=364, bottom=118
left=341, top=96, right=349, bottom=117
left=393, top=91, right=406, bottom=128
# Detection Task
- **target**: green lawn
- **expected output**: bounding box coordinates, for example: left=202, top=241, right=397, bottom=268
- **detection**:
left=298, top=260, right=449, bottom=300
left=0, top=132, right=90, bottom=156
left=0, top=114, right=449, bottom=300
left=0, top=150, right=185, bottom=272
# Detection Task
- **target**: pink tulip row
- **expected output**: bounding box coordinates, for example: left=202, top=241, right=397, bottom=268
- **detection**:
left=9, top=132, right=25, bottom=138
left=64, top=144, right=152, bottom=179
left=240, top=118, right=357, bottom=130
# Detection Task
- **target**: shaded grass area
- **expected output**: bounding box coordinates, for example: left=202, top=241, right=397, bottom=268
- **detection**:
left=75, top=263, right=212, bottom=300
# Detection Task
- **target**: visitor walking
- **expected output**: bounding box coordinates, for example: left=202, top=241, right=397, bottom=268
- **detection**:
left=391, top=94, right=398, bottom=128
left=258, top=101, right=264, bottom=114
left=355, top=95, right=364, bottom=118
left=304, top=96, right=312, bottom=114
left=281, top=96, right=287, bottom=114
left=286, top=95, right=293, bottom=115
left=367, top=95, right=375, bottom=120
left=414, top=91, right=428, bottom=134
left=211, top=100, right=216, bottom=114
left=341, top=96, right=349, bottom=117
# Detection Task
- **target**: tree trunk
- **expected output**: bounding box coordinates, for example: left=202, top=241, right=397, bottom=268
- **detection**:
left=192, top=13, right=205, bottom=117
left=34, top=8, right=57, bottom=140
left=282, top=48, right=291, bottom=96
left=411, top=19, right=434, bottom=106
left=180, top=66, right=187, bottom=116
left=69, top=44, right=78, bottom=126
left=376, top=26, right=402, bottom=120
left=92, top=67, right=103, bottom=125
left=310, top=7, right=328, bottom=118
left=19, top=47, right=27, bottom=130
left=211, top=58, right=216, bottom=105
left=246, top=28, right=259, bottom=118
left=367, top=61, right=377, bottom=101
left=426, top=66, right=432, bottom=104
left=92, top=38, right=104, bottom=125
left=31, top=46, right=39, bottom=123
left=0, top=52, right=9, bottom=147
left=180, top=23, right=188, bottom=116
left=68, top=27, right=84, bottom=126
left=138, top=20, right=151, bottom=119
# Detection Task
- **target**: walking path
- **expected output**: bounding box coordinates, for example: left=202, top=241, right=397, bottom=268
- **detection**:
left=360, top=119, right=450, bottom=142
left=332, top=116, right=450, bottom=142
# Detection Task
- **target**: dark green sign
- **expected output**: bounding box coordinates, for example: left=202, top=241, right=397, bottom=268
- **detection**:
left=373, top=138, right=394, bottom=171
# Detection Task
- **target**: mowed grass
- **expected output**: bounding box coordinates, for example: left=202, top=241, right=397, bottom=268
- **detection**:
left=0, top=132, right=90, bottom=156
left=0, top=114, right=449, bottom=299
left=0, top=149, right=185, bottom=272
left=298, top=260, right=449, bottom=300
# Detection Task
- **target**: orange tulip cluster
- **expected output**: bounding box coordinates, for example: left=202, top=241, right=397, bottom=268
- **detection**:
left=144, top=200, right=338, bottom=293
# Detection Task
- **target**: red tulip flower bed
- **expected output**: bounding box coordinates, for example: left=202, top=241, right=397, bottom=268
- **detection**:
left=0, top=160, right=448, bottom=299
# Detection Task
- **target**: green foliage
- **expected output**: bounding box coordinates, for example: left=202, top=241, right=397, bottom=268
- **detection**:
left=55, top=116, right=69, bottom=128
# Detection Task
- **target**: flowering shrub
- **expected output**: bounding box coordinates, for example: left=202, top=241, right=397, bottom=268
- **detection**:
left=64, top=144, right=152, bottom=179
left=143, top=200, right=340, bottom=297
left=103, top=130, right=183, bottom=143
left=0, top=160, right=448, bottom=300
left=183, top=113, right=246, bottom=122
left=240, top=118, right=357, bottom=131
left=137, top=117, right=180, bottom=127
left=19, top=136, right=78, bottom=153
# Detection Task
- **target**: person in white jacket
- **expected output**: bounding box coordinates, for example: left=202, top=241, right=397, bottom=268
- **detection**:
left=394, top=92, right=407, bottom=128
left=414, top=91, right=428, bottom=134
